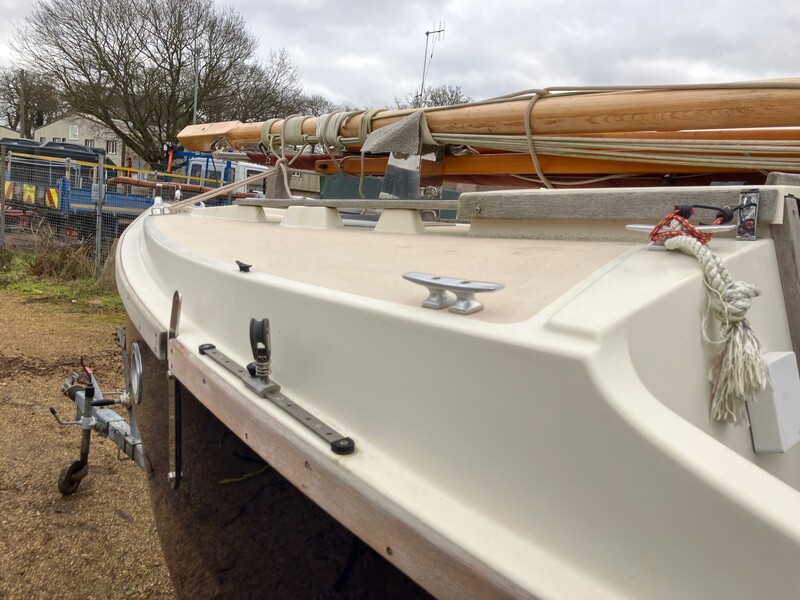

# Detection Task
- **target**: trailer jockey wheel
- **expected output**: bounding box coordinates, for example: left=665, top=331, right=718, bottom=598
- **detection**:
left=58, top=460, right=87, bottom=496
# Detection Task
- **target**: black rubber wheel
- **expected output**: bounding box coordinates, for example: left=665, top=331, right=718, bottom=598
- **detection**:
left=58, top=460, right=85, bottom=496
left=249, top=317, right=270, bottom=358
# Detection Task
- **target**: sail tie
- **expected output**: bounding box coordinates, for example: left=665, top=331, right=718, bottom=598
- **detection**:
left=259, top=118, right=281, bottom=150
left=282, top=115, right=312, bottom=146
left=317, top=111, right=357, bottom=150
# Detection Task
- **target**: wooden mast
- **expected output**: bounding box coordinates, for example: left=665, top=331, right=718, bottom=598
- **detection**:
left=178, top=81, right=800, bottom=152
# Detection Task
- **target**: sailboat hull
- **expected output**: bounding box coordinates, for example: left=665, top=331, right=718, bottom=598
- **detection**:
left=128, top=318, right=431, bottom=598
left=117, top=187, right=800, bottom=598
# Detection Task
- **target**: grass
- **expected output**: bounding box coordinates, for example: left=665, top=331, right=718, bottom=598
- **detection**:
left=0, top=239, right=124, bottom=318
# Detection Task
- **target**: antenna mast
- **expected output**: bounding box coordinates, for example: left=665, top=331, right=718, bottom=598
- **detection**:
left=417, top=22, right=445, bottom=107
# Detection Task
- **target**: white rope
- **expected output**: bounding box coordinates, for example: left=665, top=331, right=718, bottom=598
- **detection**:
left=522, top=90, right=554, bottom=188
left=317, top=111, right=357, bottom=150
left=259, top=118, right=281, bottom=150
left=426, top=133, right=800, bottom=172
left=664, top=228, right=769, bottom=425
left=282, top=115, right=311, bottom=146
left=357, top=109, right=381, bottom=144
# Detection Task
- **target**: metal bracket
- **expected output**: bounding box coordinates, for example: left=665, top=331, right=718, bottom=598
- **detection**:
left=198, top=343, right=355, bottom=456
left=737, top=190, right=760, bottom=240
left=150, top=204, right=171, bottom=216
left=199, top=344, right=280, bottom=397
left=168, top=290, right=183, bottom=489
left=403, top=271, right=504, bottom=314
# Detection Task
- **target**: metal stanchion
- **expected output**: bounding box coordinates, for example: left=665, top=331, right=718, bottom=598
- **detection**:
left=94, top=152, right=106, bottom=277
left=0, top=145, right=6, bottom=249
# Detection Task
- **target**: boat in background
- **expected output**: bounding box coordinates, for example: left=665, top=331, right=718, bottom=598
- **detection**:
left=107, top=81, right=800, bottom=598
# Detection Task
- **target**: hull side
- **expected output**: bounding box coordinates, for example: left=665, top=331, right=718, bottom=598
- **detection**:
left=127, top=316, right=433, bottom=599
left=117, top=204, right=800, bottom=599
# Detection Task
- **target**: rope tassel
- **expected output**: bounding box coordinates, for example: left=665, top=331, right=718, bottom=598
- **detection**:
left=652, top=211, right=769, bottom=426
left=709, top=318, right=766, bottom=424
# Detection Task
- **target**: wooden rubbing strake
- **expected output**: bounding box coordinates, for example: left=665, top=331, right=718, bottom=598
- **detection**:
left=771, top=194, right=800, bottom=376
left=457, top=187, right=779, bottom=223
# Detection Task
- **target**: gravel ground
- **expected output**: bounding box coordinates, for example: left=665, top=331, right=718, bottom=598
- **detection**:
left=0, top=289, right=175, bottom=599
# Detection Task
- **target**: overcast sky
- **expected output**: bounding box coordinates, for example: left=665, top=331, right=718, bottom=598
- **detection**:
left=1, top=0, right=799, bottom=109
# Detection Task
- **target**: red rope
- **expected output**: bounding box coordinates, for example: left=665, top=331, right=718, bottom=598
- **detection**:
left=649, top=209, right=723, bottom=245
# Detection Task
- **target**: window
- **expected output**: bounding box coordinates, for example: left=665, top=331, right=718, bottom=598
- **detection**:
left=39, top=137, right=46, bottom=143
left=190, top=164, right=202, bottom=179
left=69, top=125, right=79, bottom=140
left=106, top=140, right=118, bottom=154
left=246, top=168, right=266, bottom=192
left=85, top=139, right=95, bottom=147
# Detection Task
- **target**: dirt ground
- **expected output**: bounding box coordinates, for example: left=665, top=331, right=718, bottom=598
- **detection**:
left=0, top=289, right=176, bottom=599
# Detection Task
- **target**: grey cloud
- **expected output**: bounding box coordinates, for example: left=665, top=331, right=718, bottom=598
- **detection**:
left=4, top=0, right=799, bottom=109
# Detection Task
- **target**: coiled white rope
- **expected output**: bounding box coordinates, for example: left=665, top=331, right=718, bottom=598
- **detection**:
left=660, top=221, right=769, bottom=425
left=316, top=111, right=361, bottom=150
left=260, top=118, right=281, bottom=150
left=282, top=115, right=312, bottom=146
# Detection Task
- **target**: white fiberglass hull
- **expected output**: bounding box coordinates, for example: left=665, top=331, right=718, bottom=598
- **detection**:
left=117, top=197, right=800, bottom=599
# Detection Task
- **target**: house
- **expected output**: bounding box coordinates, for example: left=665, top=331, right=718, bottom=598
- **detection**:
left=33, top=114, right=147, bottom=170
left=0, top=125, right=20, bottom=138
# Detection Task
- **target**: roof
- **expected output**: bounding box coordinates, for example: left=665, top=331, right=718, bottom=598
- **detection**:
left=0, top=125, right=20, bottom=138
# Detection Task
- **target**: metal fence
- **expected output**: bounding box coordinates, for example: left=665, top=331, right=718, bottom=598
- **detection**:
left=0, top=146, right=214, bottom=276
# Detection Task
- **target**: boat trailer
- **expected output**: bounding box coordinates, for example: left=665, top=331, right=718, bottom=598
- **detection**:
left=50, top=327, right=145, bottom=495
left=49, top=311, right=357, bottom=495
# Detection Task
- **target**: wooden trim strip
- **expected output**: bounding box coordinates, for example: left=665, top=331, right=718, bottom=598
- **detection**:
left=770, top=194, right=800, bottom=375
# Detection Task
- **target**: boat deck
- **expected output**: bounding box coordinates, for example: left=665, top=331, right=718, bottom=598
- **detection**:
left=155, top=210, right=634, bottom=324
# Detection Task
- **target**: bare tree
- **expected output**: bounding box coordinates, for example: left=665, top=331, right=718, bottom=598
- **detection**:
left=395, top=83, right=472, bottom=109
left=202, top=49, right=304, bottom=122
left=297, top=94, right=339, bottom=117
left=0, top=68, right=68, bottom=138
left=296, top=94, right=360, bottom=116
left=16, top=0, right=303, bottom=166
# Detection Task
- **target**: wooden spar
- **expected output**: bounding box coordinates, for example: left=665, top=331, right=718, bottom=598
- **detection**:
left=177, top=81, right=800, bottom=151
left=572, top=128, right=800, bottom=142
left=314, top=153, right=766, bottom=178
left=313, top=129, right=800, bottom=176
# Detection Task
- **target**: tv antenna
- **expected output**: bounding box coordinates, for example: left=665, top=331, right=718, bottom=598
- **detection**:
left=417, top=22, right=445, bottom=107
